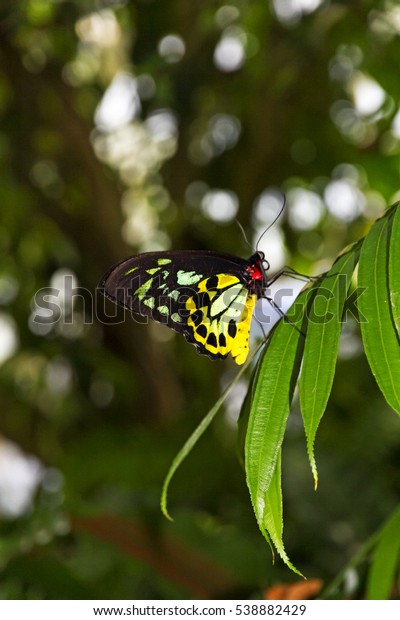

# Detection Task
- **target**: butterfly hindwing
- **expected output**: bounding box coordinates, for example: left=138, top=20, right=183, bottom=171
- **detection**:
left=100, top=250, right=266, bottom=364
left=184, top=273, right=257, bottom=364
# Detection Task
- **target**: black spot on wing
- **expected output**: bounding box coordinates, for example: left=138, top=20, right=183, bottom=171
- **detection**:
left=180, top=325, right=228, bottom=361
left=196, top=324, right=207, bottom=339
left=191, top=310, right=203, bottom=326
left=228, top=320, right=237, bottom=338
left=207, top=275, right=219, bottom=290
left=207, top=332, right=217, bottom=348
left=219, top=333, right=226, bottom=348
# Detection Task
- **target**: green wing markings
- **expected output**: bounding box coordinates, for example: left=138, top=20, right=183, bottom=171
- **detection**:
left=135, top=278, right=153, bottom=300
left=124, top=266, right=139, bottom=275
left=177, top=270, right=204, bottom=285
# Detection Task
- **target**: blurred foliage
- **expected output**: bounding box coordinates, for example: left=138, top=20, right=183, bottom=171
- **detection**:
left=0, top=0, right=399, bottom=600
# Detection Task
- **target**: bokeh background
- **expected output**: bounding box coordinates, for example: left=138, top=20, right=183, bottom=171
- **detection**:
left=0, top=0, right=399, bottom=599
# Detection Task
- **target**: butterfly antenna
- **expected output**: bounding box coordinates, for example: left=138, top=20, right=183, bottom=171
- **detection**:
left=256, top=194, right=286, bottom=253
left=235, top=219, right=253, bottom=251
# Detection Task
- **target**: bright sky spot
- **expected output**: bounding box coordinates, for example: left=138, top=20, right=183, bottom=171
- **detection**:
left=324, top=179, right=365, bottom=221
left=76, top=9, right=120, bottom=47
left=272, top=0, right=323, bottom=24
left=145, top=109, right=178, bottom=142
left=214, top=36, right=245, bottom=72
left=351, top=73, right=386, bottom=117
left=252, top=225, right=286, bottom=272
left=253, top=188, right=285, bottom=225
left=201, top=189, right=239, bottom=223
left=369, top=6, right=400, bottom=38
left=288, top=188, right=324, bottom=230
left=95, top=73, right=141, bottom=132
left=0, top=440, right=43, bottom=518
left=339, top=324, right=364, bottom=359
left=0, top=314, right=18, bottom=364
left=158, top=34, right=186, bottom=63
left=253, top=275, right=304, bottom=335
left=30, top=270, right=79, bottom=336
left=391, top=108, right=400, bottom=139
left=50, top=269, right=78, bottom=313
left=223, top=379, right=248, bottom=426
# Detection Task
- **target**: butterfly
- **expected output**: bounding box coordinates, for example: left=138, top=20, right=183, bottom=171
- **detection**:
left=99, top=250, right=272, bottom=365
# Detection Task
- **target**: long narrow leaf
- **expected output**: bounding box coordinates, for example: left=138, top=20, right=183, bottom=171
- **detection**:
left=261, top=450, right=302, bottom=575
left=245, top=285, right=314, bottom=571
left=161, top=339, right=265, bottom=519
left=262, top=450, right=283, bottom=544
left=366, top=505, right=400, bottom=600
left=299, top=246, right=360, bottom=487
left=389, top=203, right=400, bottom=339
left=358, top=213, right=400, bottom=414
left=237, top=369, right=257, bottom=469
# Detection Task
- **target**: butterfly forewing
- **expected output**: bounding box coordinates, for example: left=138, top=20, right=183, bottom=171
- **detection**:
left=99, top=250, right=267, bottom=364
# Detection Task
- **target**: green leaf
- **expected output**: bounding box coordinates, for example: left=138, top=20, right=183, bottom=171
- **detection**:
left=358, top=212, right=400, bottom=414
left=299, top=246, right=360, bottom=487
left=161, top=340, right=265, bottom=520
left=161, top=382, right=235, bottom=520
left=260, top=450, right=300, bottom=573
left=366, top=505, right=400, bottom=600
left=263, top=450, right=283, bottom=544
left=237, top=364, right=259, bottom=468
left=389, top=203, right=400, bottom=340
left=245, top=285, right=314, bottom=573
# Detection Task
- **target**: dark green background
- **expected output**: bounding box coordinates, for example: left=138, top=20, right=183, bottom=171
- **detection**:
left=0, top=0, right=399, bottom=599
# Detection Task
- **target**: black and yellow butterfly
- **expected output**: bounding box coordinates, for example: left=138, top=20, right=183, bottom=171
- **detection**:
left=99, top=250, right=272, bottom=365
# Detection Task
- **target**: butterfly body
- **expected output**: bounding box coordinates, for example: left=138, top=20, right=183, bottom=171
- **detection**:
left=99, top=250, right=269, bottom=364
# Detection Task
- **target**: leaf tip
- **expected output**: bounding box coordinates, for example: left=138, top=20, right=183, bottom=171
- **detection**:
left=306, top=442, right=319, bottom=490
left=161, top=502, right=174, bottom=522
left=160, top=489, right=174, bottom=521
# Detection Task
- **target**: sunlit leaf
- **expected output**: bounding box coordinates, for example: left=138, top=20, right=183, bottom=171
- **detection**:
left=358, top=211, right=400, bottom=414
left=389, top=202, right=400, bottom=339
left=299, top=246, right=360, bottom=486
left=245, top=285, right=315, bottom=573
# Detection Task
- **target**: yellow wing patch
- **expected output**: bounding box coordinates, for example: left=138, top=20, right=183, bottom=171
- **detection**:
left=185, top=274, right=257, bottom=365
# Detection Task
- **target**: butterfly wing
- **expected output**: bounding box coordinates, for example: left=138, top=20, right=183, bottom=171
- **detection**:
left=99, top=251, right=260, bottom=364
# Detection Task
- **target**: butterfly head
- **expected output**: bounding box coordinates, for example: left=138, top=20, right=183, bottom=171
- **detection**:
left=246, top=251, right=270, bottom=295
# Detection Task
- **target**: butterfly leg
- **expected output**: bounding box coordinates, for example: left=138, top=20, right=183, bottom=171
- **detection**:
left=260, top=294, right=306, bottom=337
left=267, top=267, right=321, bottom=287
